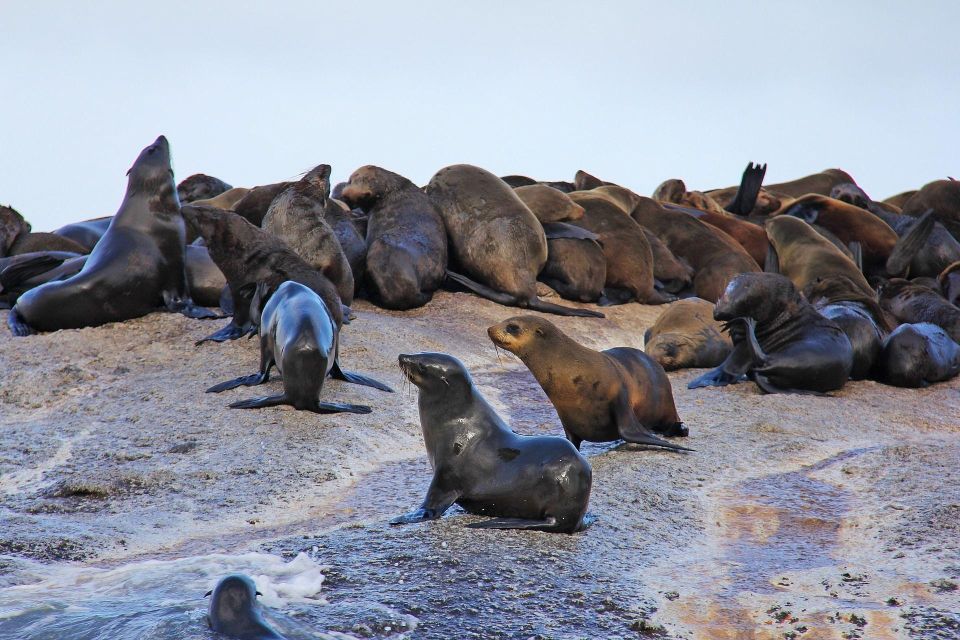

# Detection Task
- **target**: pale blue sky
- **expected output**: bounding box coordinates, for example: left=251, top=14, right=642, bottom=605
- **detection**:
left=2, top=1, right=958, bottom=231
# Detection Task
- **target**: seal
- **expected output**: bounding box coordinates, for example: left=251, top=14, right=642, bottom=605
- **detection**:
left=877, top=323, right=960, bottom=388
left=642, top=227, right=695, bottom=293
left=205, top=574, right=285, bottom=640
left=587, top=185, right=642, bottom=214
left=664, top=202, right=769, bottom=266
left=630, top=197, right=760, bottom=302
left=339, top=165, right=447, bottom=309
left=653, top=178, right=726, bottom=213
left=231, top=181, right=294, bottom=226
left=763, top=168, right=855, bottom=198
left=803, top=275, right=890, bottom=380
left=538, top=235, right=606, bottom=302
left=573, top=169, right=610, bottom=191
left=938, top=261, right=960, bottom=306
left=176, top=173, right=232, bottom=204
left=779, top=194, right=900, bottom=273
left=764, top=215, right=874, bottom=296
left=0, top=205, right=33, bottom=256
left=900, top=179, right=960, bottom=240
left=425, top=164, right=602, bottom=317
left=183, top=205, right=348, bottom=343
left=878, top=278, right=960, bottom=344
left=8, top=232, right=88, bottom=256
left=567, top=192, right=674, bottom=304
left=500, top=174, right=538, bottom=187
left=191, top=187, right=251, bottom=211
left=644, top=298, right=733, bottom=371
left=185, top=244, right=227, bottom=308
left=207, top=280, right=389, bottom=411
left=52, top=216, right=112, bottom=252
left=391, top=352, right=592, bottom=532
left=261, top=167, right=355, bottom=305
left=688, top=273, right=854, bottom=394
left=0, top=251, right=84, bottom=307
left=8, top=136, right=216, bottom=336
left=883, top=190, right=918, bottom=209
left=488, top=316, right=690, bottom=450
left=513, top=184, right=585, bottom=224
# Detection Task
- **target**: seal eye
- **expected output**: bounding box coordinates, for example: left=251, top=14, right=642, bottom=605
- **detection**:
left=506, top=324, right=520, bottom=335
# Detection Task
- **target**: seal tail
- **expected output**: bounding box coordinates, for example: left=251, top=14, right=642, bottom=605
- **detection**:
left=725, top=162, right=767, bottom=215
left=886, top=209, right=936, bottom=277
left=446, top=270, right=604, bottom=318
left=330, top=360, right=394, bottom=392
left=206, top=372, right=268, bottom=393
left=229, top=394, right=372, bottom=414
left=7, top=308, right=34, bottom=336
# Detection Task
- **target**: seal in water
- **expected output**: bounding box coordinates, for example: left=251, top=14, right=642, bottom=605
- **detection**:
left=207, top=280, right=390, bottom=412
left=8, top=136, right=216, bottom=336
left=877, top=322, right=960, bottom=388
left=644, top=298, right=733, bottom=371
left=392, top=352, right=592, bottom=532
left=205, top=574, right=285, bottom=640
left=489, top=316, right=690, bottom=451
left=688, top=273, right=854, bottom=394
left=425, top=164, right=603, bottom=317
left=339, top=165, right=448, bottom=309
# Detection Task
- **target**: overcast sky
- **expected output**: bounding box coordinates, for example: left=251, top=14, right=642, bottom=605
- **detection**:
left=2, top=1, right=958, bottom=231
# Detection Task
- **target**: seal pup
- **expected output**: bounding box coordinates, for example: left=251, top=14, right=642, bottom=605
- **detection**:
left=425, top=164, right=602, bottom=317
left=183, top=205, right=347, bottom=343
left=688, top=273, right=854, bottom=394
left=339, top=165, right=447, bottom=309
left=205, top=574, right=285, bottom=640
left=803, top=275, right=890, bottom=380
left=392, top=352, right=592, bottom=532
left=878, top=278, right=960, bottom=344
left=644, top=298, right=733, bottom=371
left=208, top=281, right=387, bottom=412
left=8, top=136, right=216, bottom=336
left=489, top=316, right=690, bottom=451
left=177, top=174, right=232, bottom=204
left=877, top=323, right=960, bottom=388
left=261, top=166, right=355, bottom=305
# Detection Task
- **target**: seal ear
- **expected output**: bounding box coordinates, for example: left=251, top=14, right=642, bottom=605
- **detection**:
left=256, top=591, right=263, bottom=597
left=535, top=327, right=545, bottom=337
left=204, top=590, right=212, bottom=597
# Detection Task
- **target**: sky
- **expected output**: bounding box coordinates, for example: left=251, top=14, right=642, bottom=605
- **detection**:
left=2, top=1, right=958, bottom=231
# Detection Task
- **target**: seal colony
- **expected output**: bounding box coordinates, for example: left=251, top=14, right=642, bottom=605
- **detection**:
left=4, top=136, right=960, bottom=635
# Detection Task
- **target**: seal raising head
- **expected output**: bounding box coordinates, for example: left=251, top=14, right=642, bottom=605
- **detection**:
left=206, top=574, right=285, bottom=640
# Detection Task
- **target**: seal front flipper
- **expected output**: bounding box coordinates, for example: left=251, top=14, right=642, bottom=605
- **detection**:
left=391, top=474, right=459, bottom=525
left=764, top=243, right=780, bottom=274
left=886, top=209, right=935, bottom=277
left=687, top=342, right=754, bottom=389
left=613, top=395, right=693, bottom=452
left=725, top=162, right=767, bottom=216
left=7, top=308, right=34, bottom=336
left=738, top=317, right=769, bottom=367
left=330, top=360, right=394, bottom=392
left=598, top=287, right=634, bottom=306
left=466, top=517, right=559, bottom=531
left=207, top=372, right=269, bottom=393
left=0, top=254, right=69, bottom=290
left=541, top=222, right=599, bottom=241
left=162, top=290, right=221, bottom=320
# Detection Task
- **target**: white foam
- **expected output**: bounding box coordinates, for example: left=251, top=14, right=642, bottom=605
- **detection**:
left=0, top=429, right=90, bottom=496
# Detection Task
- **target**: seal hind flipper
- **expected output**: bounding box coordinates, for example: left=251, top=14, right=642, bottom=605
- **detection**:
left=848, top=241, right=863, bottom=273
left=447, top=270, right=603, bottom=318
left=886, top=209, right=936, bottom=277
left=466, top=517, right=559, bottom=531
left=229, top=394, right=289, bottom=410
left=206, top=372, right=269, bottom=393
left=162, top=290, right=222, bottom=320
left=311, top=401, right=372, bottom=414
left=196, top=321, right=255, bottom=345
left=541, top=222, right=599, bottom=241
left=330, top=360, right=394, bottom=392
left=725, top=162, right=767, bottom=215
left=525, top=297, right=605, bottom=318
left=613, top=394, right=693, bottom=452
left=7, top=308, right=34, bottom=336
left=598, top=287, right=634, bottom=306
left=752, top=373, right=830, bottom=396
left=0, top=254, right=68, bottom=290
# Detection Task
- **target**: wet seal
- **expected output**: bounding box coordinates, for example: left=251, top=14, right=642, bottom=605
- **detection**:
left=205, top=574, right=286, bottom=640
left=392, top=352, right=592, bottom=533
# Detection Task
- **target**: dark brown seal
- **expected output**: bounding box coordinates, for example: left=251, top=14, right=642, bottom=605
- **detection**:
left=688, top=273, right=854, bottom=394
left=567, top=192, right=673, bottom=305
left=900, top=179, right=960, bottom=239
left=879, top=278, right=960, bottom=344
left=339, top=165, right=447, bottom=309
left=0, top=205, right=32, bottom=256
left=8, top=136, right=215, bottom=336
left=52, top=216, right=112, bottom=252
left=8, top=232, right=88, bottom=256
left=176, top=174, right=232, bottom=204
left=644, top=298, right=733, bottom=371
left=489, top=316, right=690, bottom=451
left=425, top=164, right=602, bottom=317
left=231, top=181, right=294, bottom=226
left=877, top=323, right=960, bottom=388
left=630, top=197, right=760, bottom=302
left=392, top=352, right=593, bottom=533
left=261, top=166, right=355, bottom=305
